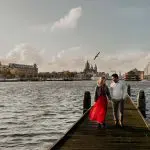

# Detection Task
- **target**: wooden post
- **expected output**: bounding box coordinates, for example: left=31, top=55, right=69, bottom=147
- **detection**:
left=83, top=91, right=91, bottom=114
left=137, top=90, right=146, bottom=118
left=127, top=84, right=131, bottom=96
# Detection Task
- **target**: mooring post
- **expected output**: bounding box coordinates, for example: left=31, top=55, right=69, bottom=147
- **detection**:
left=83, top=91, right=91, bottom=114
left=137, top=90, right=146, bottom=118
left=127, top=84, right=131, bottom=96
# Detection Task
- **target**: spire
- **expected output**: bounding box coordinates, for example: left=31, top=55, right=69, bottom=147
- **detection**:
left=91, top=64, right=93, bottom=70
left=84, top=60, right=92, bottom=73
left=84, top=60, right=90, bottom=72
left=94, top=64, right=97, bottom=73
left=33, top=63, right=37, bottom=68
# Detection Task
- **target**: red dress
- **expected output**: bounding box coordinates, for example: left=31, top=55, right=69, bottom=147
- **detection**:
left=89, top=87, right=108, bottom=124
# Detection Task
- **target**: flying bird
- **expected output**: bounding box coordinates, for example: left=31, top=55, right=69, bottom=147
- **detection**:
left=94, top=51, right=100, bottom=60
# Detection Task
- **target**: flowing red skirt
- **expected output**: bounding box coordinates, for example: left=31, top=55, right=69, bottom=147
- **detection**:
left=89, top=96, right=108, bottom=124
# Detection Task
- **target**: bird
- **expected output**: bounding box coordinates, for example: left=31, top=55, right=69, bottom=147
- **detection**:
left=94, top=51, right=100, bottom=60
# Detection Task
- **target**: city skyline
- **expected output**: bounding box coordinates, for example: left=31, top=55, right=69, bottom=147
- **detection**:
left=0, top=0, right=150, bottom=73
left=0, top=60, right=145, bottom=76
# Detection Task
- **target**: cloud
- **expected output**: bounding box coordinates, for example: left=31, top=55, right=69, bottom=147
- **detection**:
left=1, top=44, right=150, bottom=73
left=95, top=51, right=150, bottom=73
left=48, top=46, right=81, bottom=65
left=57, top=50, right=65, bottom=58
left=46, top=56, right=86, bottom=72
left=51, top=6, right=82, bottom=32
left=50, top=50, right=65, bottom=63
left=30, top=6, right=82, bottom=33
left=1, top=43, right=44, bottom=65
left=47, top=50, right=150, bottom=73
left=68, top=46, right=81, bottom=51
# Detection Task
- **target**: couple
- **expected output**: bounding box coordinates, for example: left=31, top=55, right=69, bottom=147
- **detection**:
left=89, top=73, right=127, bottom=128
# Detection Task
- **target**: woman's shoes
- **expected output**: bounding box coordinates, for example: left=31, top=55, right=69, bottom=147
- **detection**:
left=98, top=123, right=106, bottom=129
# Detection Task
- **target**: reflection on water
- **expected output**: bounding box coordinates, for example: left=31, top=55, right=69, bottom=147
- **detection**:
left=0, top=81, right=149, bottom=150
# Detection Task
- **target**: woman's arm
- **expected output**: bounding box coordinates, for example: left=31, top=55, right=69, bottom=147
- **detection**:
left=106, top=85, right=111, bottom=100
left=94, top=86, right=98, bottom=102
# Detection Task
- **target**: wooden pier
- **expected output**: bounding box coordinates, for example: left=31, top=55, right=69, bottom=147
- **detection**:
left=50, top=97, right=150, bottom=150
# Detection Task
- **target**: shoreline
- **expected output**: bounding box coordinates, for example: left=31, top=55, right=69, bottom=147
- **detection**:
left=0, top=79, right=92, bottom=82
left=0, top=79, right=148, bottom=82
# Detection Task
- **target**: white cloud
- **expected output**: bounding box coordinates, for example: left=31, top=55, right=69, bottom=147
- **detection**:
left=51, top=6, right=82, bottom=31
left=94, top=51, right=150, bottom=73
left=30, top=7, right=82, bottom=33
left=68, top=46, right=81, bottom=51
left=1, top=45, right=150, bottom=73
left=1, top=43, right=44, bottom=65
left=47, top=50, right=150, bottom=73
left=46, top=56, right=86, bottom=72
left=57, top=50, right=65, bottom=58
left=48, top=46, right=81, bottom=65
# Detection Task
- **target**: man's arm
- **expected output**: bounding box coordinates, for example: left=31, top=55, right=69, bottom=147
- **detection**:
left=109, top=83, right=113, bottom=99
left=122, top=82, right=127, bottom=100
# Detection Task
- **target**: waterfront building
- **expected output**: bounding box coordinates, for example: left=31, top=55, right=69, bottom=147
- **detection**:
left=0, top=62, right=10, bottom=73
left=124, top=68, right=144, bottom=81
left=9, top=63, right=38, bottom=78
left=0, top=62, right=38, bottom=78
left=0, top=62, right=12, bottom=78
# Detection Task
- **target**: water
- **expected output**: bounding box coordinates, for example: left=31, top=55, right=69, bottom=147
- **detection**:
left=0, top=81, right=149, bottom=150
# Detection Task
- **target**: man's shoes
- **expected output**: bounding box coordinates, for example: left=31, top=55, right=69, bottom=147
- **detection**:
left=119, top=121, right=124, bottom=128
left=115, top=121, right=119, bottom=127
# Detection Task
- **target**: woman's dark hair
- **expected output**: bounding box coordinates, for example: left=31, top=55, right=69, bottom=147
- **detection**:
left=111, top=73, right=119, bottom=79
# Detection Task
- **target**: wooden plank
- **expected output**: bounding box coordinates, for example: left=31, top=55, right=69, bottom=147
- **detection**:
left=49, top=108, right=91, bottom=150
left=49, top=98, right=150, bottom=150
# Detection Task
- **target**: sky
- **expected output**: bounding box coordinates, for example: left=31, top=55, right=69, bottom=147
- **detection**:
left=0, top=0, right=150, bottom=73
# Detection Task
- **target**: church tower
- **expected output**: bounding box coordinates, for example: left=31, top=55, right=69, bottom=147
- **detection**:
left=94, top=64, right=97, bottom=73
left=84, top=60, right=90, bottom=73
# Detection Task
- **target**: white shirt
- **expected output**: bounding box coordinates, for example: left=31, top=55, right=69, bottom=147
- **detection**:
left=110, top=81, right=127, bottom=100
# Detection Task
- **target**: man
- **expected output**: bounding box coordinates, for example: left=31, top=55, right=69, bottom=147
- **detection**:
left=110, top=73, right=127, bottom=127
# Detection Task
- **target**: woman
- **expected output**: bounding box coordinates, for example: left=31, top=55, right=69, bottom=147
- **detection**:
left=89, top=76, right=111, bottom=128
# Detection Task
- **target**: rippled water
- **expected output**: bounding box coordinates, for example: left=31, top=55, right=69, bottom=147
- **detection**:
left=0, top=81, right=149, bottom=150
